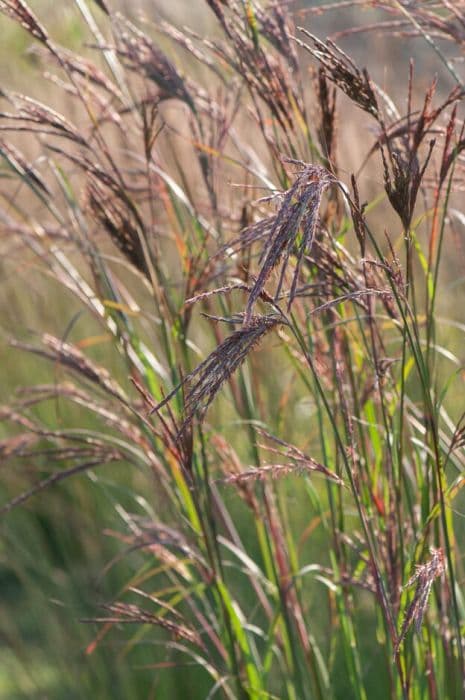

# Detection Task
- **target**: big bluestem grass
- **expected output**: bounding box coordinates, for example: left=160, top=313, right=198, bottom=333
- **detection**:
left=1, top=1, right=465, bottom=698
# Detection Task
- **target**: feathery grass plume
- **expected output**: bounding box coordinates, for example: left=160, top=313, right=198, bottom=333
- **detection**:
left=152, top=314, right=283, bottom=431
left=14, top=382, right=150, bottom=450
left=113, top=15, right=195, bottom=112
left=112, top=517, right=200, bottom=560
left=0, top=0, right=48, bottom=44
left=380, top=77, right=464, bottom=230
left=157, top=21, right=227, bottom=82
left=221, top=460, right=341, bottom=485
left=185, top=284, right=253, bottom=307
left=301, top=230, right=365, bottom=300
left=253, top=2, right=299, bottom=72
left=0, top=448, right=122, bottom=515
left=244, top=160, right=335, bottom=323
left=205, top=0, right=301, bottom=130
left=42, top=146, right=137, bottom=204
left=36, top=144, right=154, bottom=277
left=111, top=520, right=212, bottom=588
left=0, top=92, right=87, bottom=145
left=185, top=283, right=276, bottom=309
left=360, top=258, right=400, bottom=321
left=211, top=434, right=261, bottom=517
left=358, top=80, right=463, bottom=175
left=2, top=0, right=465, bottom=696
left=396, top=549, right=445, bottom=655
left=295, top=28, right=380, bottom=119
left=86, top=176, right=151, bottom=279
left=88, top=602, right=206, bottom=650
left=11, top=334, right=127, bottom=403
left=220, top=211, right=281, bottom=258
left=35, top=45, right=125, bottom=104
left=256, top=428, right=343, bottom=484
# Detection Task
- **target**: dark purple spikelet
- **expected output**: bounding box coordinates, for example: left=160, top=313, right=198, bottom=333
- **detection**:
left=205, top=0, right=301, bottom=130
left=152, top=314, right=283, bottom=431
left=244, top=161, right=335, bottom=324
left=114, top=15, right=195, bottom=112
left=396, top=549, right=445, bottom=654
left=296, top=28, right=379, bottom=119
left=254, top=3, right=299, bottom=72
left=86, top=176, right=151, bottom=279
left=380, top=79, right=464, bottom=230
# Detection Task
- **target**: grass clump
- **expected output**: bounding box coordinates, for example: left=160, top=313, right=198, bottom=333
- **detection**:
left=1, top=1, right=465, bottom=698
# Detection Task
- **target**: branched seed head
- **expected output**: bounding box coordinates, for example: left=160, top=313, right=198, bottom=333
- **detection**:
left=244, top=161, right=335, bottom=323
left=153, top=314, right=283, bottom=432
